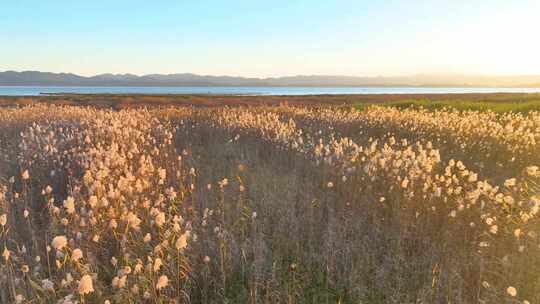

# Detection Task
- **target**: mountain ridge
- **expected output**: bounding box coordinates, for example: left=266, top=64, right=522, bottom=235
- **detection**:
left=2, top=71, right=540, bottom=87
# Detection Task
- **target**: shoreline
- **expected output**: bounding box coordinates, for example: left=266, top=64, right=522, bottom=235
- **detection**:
left=1, top=92, right=539, bottom=108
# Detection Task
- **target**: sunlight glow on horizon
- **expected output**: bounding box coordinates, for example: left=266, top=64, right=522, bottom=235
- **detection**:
left=1, top=0, right=539, bottom=77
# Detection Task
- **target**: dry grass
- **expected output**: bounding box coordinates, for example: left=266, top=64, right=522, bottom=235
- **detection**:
left=0, top=104, right=539, bottom=303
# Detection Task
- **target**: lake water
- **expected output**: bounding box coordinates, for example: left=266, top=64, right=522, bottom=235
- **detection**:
left=1, top=86, right=540, bottom=96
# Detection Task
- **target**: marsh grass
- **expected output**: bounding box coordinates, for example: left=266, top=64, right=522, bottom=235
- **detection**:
left=0, top=105, right=538, bottom=303
left=356, top=99, right=540, bottom=113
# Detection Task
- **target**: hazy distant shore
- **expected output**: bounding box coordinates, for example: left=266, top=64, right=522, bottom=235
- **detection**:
left=2, top=71, right=540, bottom=87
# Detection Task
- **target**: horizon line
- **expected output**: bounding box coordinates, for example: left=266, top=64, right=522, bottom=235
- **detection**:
left=4, top=70, right=540, bottom=79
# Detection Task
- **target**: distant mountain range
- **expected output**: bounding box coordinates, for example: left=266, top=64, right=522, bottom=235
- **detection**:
left=1, top=71, right=540, bottom=87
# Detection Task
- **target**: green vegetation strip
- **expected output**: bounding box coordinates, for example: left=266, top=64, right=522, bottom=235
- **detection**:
left=356, top=99, right=540, bottom=113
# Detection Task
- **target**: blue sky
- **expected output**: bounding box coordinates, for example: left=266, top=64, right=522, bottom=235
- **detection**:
left=1, top=0, right=539, bottom=77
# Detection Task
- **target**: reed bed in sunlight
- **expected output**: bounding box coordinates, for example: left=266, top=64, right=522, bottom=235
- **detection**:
left=0, top=104, right=538, bottom=303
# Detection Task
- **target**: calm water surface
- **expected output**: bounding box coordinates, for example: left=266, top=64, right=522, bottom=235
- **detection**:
left=1, top=86, right=540, bottom=96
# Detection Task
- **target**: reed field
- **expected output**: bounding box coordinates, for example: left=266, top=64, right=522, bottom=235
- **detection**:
left=0, top=104, right=539, bottom=304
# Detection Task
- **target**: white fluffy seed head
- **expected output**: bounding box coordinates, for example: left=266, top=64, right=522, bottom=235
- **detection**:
left=78, top=274, right=94, bottom=295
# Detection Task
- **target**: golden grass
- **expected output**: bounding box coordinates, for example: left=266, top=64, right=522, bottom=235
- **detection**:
left=0, top=104, right=539, bottom=303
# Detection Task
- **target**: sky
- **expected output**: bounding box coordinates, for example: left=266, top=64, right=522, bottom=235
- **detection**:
left=1, top=0, right=539, bottom=77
